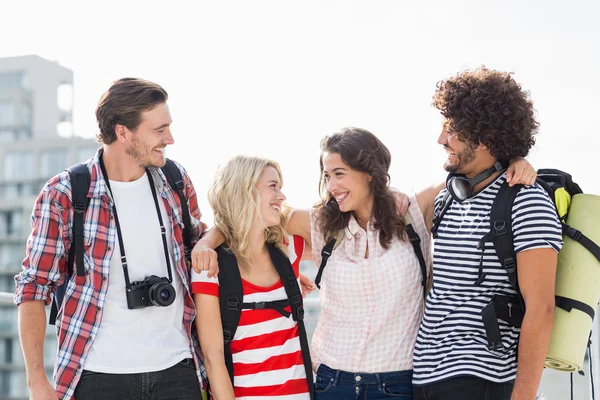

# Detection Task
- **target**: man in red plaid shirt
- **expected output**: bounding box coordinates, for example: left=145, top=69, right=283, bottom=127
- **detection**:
left=14, top=78, right=208, bottom=400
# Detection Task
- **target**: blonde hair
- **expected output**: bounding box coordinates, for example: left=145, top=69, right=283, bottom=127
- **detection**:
left=208, top=155, right=290, bottom=266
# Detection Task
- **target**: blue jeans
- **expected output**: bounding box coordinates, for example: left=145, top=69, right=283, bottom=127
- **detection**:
left=74, top=358, right=202, bottom=400
left=413, top=376, right=514, bottom=400
left=314, top=364, right=413, bottom=399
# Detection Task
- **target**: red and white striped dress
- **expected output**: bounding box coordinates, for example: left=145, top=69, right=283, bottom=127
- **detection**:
left=191, top=235, right=310, bottom=400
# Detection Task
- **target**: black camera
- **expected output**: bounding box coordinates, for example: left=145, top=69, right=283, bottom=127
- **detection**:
left=126, top=275, right=176, bottom=309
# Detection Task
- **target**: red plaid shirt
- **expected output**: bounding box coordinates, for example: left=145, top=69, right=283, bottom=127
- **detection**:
left=14, top=149, right=208, bottom=399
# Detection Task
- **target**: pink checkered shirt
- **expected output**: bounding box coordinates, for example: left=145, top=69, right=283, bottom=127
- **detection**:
left=309, top=196, right=431, bottom=373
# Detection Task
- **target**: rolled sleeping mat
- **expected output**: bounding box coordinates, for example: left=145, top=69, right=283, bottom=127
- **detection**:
left=545, top=194, right=600, bottom=371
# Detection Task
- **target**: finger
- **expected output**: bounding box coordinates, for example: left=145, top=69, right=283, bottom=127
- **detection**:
left=509, top=167, right=523, bottom=187
left=208, top=254, right=219, bottom=278
left=192, top=254, right=201, bottom=273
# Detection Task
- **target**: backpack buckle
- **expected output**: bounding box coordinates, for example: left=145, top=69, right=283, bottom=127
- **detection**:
left=74, top=201, right=87, bottom=214
left=487, top=341, right=503, bottom=351
left=223, top=329, right=232, bottom=343
left=296, top=305, right=305, bottom=321
left=254, top=302, right=266, bottom=309
left=175, top=180, right=184, bottom=191
left=504, top=258, right=516, bottom=274
left=292, top=294, right=302, bottom=305
left=563, top=225, right=582, bottom=242
left=226, top=297, right=240, bottom=311
left=493, top=221, right=507, bottom=235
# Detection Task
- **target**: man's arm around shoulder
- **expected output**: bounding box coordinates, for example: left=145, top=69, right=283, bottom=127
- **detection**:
left=15, top=180, right=69, bottom=399
left=511, top=247, right=557, bottom=400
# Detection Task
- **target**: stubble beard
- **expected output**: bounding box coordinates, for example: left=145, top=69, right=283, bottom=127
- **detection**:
left=443, top=144, right=477, bottom=174
left=126, top=136, right=165, bottom=169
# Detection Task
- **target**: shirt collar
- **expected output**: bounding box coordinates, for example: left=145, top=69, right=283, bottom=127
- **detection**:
left=345, top=214, right=376, bottom=239
left=88, top=147, right=169, bottom=200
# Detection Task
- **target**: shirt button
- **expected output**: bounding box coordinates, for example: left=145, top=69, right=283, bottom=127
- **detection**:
left=355, top=375, right=361, bottom=382
left=107, top=246, right=111, bottom=252
left=96, top=306, right=101, bottom=311
left=102, top=276, right=107, bottom=281
left=110, top=215, right=114, bottom=220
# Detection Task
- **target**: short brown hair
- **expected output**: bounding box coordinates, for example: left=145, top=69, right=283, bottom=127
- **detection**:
left=433, top=66, right=538, bottom=159
left=95, top=78, right=168, bottom=144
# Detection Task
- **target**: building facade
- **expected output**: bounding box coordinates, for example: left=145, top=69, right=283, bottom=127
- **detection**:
left=0, top=55, right=98, bottom=399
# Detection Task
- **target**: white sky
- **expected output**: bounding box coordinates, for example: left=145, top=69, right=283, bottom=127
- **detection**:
left=2, top=0, right=598, bottom=224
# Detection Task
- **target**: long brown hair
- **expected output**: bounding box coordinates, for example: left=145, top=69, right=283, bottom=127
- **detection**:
left=315, top=127, right=406, bottom=248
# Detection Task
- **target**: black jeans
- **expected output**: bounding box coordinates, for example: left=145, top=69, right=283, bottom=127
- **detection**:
left=74, top=358, right=202, bottom=400
left=413, top=376, right=514, bottom=400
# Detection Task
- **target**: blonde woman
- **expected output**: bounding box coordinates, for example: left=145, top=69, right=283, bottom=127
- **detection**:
left=192, top=155, right=313, bottom=400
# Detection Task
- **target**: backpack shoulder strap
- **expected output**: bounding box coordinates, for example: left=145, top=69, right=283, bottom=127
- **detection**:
left=404, top=212, right=428, bottom=302
left=431, top=191, right=453, bottom=239
left=161, top=159, right=193, bottom=254
left=266, top=243, right=315, bottom=400
left=50, top=163, right=91, bottom=325
left=216, top=245, right=244, bottom=385
left=489, top=182, right=522, bottom=295
left=315, top=230, right=344, bottom=289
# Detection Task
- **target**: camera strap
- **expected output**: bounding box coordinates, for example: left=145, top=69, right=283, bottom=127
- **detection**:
left=99, top=154, right=174, bottom=289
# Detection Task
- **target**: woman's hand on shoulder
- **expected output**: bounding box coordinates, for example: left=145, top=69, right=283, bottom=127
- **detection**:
left=389, top=187, right=410, bottom=216
left=507, top=156, right=537, bottom=187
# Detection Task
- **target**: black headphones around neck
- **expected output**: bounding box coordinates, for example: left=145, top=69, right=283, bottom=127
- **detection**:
left=446, top=160, right=508, bottom=202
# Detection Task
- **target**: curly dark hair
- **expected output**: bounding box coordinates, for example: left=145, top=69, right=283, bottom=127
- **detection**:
left=314, top=127, right=406, bottom=249
left=433, top=66, right=539, bottom=159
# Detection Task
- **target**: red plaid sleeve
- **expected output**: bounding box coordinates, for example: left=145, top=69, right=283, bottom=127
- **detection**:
left=14, top=176, right=70, bottom=305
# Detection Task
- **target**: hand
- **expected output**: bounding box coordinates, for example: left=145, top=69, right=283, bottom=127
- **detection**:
left=389, top=187, right=410, bottom=216
left=191, top=242, right=219, bottom=278
left=299, top=273, right=316, bottom=297
left=507, top=157, right=537, bottom=187
left=29, top=379, right=58, bottom=400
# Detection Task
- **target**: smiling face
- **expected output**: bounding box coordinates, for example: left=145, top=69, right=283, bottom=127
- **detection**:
left=256, top=166, right=286, bottom=228
left=322, top=151, right=374, bottom=222
left=124, top=102, right=174, bottom=168
left=438, top=125, right=477, bottom=174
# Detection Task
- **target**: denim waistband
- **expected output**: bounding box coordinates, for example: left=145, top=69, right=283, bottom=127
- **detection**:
left=316, top=364, right=413, bottom=385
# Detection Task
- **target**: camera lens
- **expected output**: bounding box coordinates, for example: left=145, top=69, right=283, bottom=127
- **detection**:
left=148, top=281, right=176, bottom=307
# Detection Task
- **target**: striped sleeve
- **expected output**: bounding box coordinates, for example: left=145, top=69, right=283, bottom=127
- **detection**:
left=512, top=185, right=563, bottom=254
left=190, top=270, right=219, bottom=297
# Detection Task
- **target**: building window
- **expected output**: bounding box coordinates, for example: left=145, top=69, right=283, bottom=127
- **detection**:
left=0, top=101, right=15, bottom=127
left=0, top=71, right=27, bottom=90
left=0, top=210, right=22, bottom=237
left=2, top=152, right=34, bottom=180
left=40, top=149, right=68, bottom=178
left=57, top=83, right=73, bottom=112
left=0, top=130, right=15, bottom=143
left=20, top=102, right=31, bottom=127
left=0, top=244, right=22, bottom=272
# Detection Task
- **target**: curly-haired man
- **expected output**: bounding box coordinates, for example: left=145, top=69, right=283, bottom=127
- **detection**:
left=412, top=67, right=563, bottom=400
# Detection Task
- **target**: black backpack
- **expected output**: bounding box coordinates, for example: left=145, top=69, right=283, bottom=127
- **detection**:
left=216, top=243, right=314, bottom=400
left=432, top=169, right=600, bottom=347
left=49, top=159, right=193, bottom=325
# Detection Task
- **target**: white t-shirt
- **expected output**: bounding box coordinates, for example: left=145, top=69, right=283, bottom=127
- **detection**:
left=84, top=173, right=191, bottom=373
